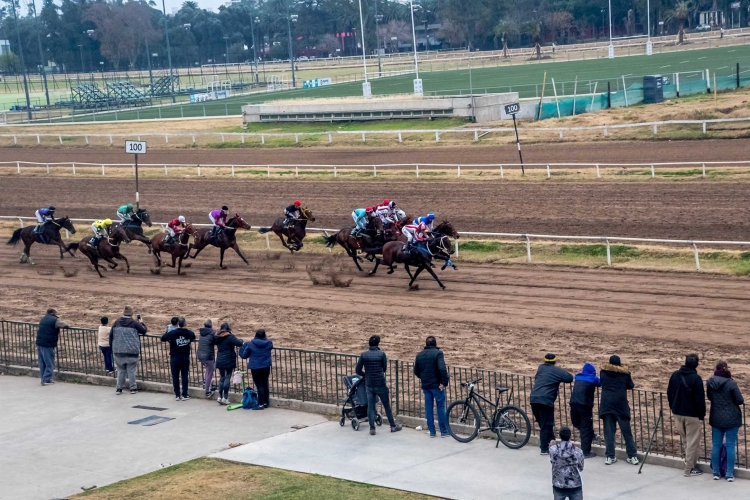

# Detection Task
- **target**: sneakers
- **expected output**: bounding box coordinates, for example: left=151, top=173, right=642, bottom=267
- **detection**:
left=218, top=398, right=228, bottom=406
left=584, top=452, right=597, bottom=458
left=540, top=450, right=549, bottom=456
left=605, top=457, right=617, bottom=465
left=370, top=428, right=376, bottom=436
left=626, top=457, right=639, bottom=465
left=116, top=388, right=122, bottom=395
left=182, top=395, right=190, bottom=401
left=713, top=476, right=720, bottom=481
left=176, top=396, right=182, bottom=401
left=391, top=424, right=402, bottom=433
left=727, top=477, right=734, bottom=482
left=206, top=391, right=214, bottom=399
left=685, top=468, right=703, bottom=477
left=130, top=389, right=137, bottom=395
left=441, top=434, right=450, bottom=438
left=41, top=381, right=54, bottom=386
left=429, top=433, right=436, bottom=438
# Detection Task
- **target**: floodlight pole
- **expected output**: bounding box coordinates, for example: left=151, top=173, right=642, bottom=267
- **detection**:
left=358, top=0, right=371, bottom=97
left=286, top=2, right=296, bottom=88
left=375, top=4, right=382, bottom=76
left=31, top=6, right=50, bottom=106
left=409, top=0, right=419, bottom=80
left=646, top=0, right=652, bottom=55
left=608, top=0, right=614, bottom=58
left=10, top=0, right=32, bottom=121
left=145, top=38, right=154, bottom=96
left=161, top=0, right=175, bottom=102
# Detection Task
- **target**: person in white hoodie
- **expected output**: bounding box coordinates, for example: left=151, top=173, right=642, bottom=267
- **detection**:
left=97, top=316, right=113, bottom=373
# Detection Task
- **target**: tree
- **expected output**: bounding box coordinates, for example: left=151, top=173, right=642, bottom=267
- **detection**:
left=666, top=1, right=691, bottom=44
left=378, top=20, right=410, bottom=52
left=521, top=21, right=542, bottom=59
left=493, top=19, right=518, bottom=57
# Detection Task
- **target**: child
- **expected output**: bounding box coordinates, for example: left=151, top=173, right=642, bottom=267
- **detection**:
left=97, top=316, right=113, bottom=373
left=550, top=427, right=584, bottom=500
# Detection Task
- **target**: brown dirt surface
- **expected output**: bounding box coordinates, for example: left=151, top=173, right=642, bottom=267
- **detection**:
left=1, top=139, right=750, bottom=165
left=0, top=244, right=748, bottom=394
left=1, top=175, right=749, bottom=240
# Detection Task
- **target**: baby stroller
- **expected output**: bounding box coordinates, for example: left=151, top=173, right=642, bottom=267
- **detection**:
left=340, top=375, right=382, bottom=431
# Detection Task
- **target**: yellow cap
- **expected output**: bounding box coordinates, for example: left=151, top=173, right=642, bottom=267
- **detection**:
left=104, top=218, right=112, bottom=225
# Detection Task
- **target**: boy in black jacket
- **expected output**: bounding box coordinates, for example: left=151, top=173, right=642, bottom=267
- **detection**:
left=161, top=317, right=196, bottom=401
left=667, top=353, right=706, bottom=477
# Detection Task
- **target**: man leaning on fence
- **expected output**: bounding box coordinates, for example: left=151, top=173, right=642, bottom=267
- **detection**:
left=109, top=306, right=148, bottom=395
left=667, top=353, right=706, bottom=477
left=530, top=353, right=574, bottom=455
left=414, top=336, right=450, bottom=438
left=356, top=335, right=402, bottom=436
left=36, top=308, right=68, bottom=386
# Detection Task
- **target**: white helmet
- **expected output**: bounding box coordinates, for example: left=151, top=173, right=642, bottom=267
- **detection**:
left=178, top=216, right=186, bottom=223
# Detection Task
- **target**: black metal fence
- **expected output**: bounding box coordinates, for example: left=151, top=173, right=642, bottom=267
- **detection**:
left=1, top=319, right=746, bottom=469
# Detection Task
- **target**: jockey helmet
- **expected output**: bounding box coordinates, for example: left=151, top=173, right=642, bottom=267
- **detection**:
left=365, top=206, right=373, bottom=213
left=388, top=201, right=396, bottom=209
left=221, top=205, right=228, bottom=211
left=178, top=216, right=186, bottom=223
left=382, top=199, right=389, bottom=205
left=104, top=218, right=112, bottom=225
left=48, top=206, right=56, bottom=212
left=127, top=203, right=133, bottom=210
left=294, top=200, right=301, bottom=206
left=427, top=212, right=435, bottom=220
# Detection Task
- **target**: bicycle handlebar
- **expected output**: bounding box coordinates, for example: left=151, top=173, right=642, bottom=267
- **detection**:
left=461, top=378, right=483, bottom=387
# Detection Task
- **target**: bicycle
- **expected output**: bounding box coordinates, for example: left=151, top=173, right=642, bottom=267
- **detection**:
left=446, top=378, right=531, bottom=449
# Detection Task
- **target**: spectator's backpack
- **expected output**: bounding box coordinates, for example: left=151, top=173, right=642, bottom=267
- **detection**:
left=711, top=444, right=728, bottom=478
left=242, top=387, right=259, bottom=410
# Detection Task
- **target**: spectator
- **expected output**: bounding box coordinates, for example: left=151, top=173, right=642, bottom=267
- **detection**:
left=97, top=316, right=113, bottom=373
left=166, top=316, right=178, bottom=333
left=160, top=317, right=196, bottom=401
left=197, top=319, right=216, bottom=398
left=707, top=360, right=744, bottom=482
left=599, top=355, right=639, bottom=465
left=355, top=335, right=402, bottom=436
left=667, top=353, right=706, bottom=477
left=569, top=363, right=600, bottom=458
left=413, top=336, right=450, bottom=438
left=109, top=306, right=148, bottom=395
left=530, top=353, right=573, bottom=454
left=214, top=322, right=243, bottom=406
left=36, top=308, right=68, bottom=386
left=550, top=427, right=584, bottom=500
left=239, top=329, right=274, bottom=409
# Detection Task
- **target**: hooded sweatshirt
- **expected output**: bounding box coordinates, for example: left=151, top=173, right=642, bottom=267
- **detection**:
left=214, top=330, right=243, bottom=370
left=240, top=337, right=274, bottom=370
left=549, top=440, right=584, bottom=490
left=110, top=316, right=148, bottom=357
left=667, top=365, right=706, bottom=419
left=196, top=327, right=216, bottom=362
left=569, top=363, right=601, bottom=408
left=707, top=375, right=744, bottom=429
left=598, top=362, right=634, bottom=419
left=160, top=327, right=195, bottom=360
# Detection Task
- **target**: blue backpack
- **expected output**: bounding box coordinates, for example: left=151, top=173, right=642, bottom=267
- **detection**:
left=241, top=387, right=259, bottom=410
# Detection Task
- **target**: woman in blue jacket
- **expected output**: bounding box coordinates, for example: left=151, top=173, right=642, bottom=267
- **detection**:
left=240, top=329, right=274, bottom=409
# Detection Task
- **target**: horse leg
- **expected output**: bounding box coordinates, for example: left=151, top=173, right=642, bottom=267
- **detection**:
left=86, top=255, right=105, bottom=278
left=20, top=242, right=32, bottom=264
left=170, top=254, right=177, bottom=269
left=189, top=242, right=204, bottom=259
left=219, top=247, right=226, bottom=269
left=57, top=240, right=66, bottom=259
left=177, top=255, right=183, bottom=275
left=231, top=243, right=249, bottom=265
left=103, top=256, right=118, bottom=270
left=422, top=263, right=447, bottom=290
left=116, top=252, right=130, bottom=274
left=277, top=232, right=292, bottom=253
left=368, top=257, right=381, bottom=276
left=153, top=249, right=162, bottom=267
left=408, top=265, right=424, bottom=288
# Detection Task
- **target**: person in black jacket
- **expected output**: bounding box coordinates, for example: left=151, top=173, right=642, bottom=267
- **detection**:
left=599, top=356, right=639, bottom=465
left=197, top=319, right=216, bottom=398
left=160, top=317, right=196, bottom=401
left=530, top=353, right=574, bottom=454
left=569, top=362, right=600, bottom=457
left=213, top=323, right=244, bottom=406
left=414, top=336, right=450, bottom=438
left=666, top=353, right=706, bottom=477
left=707, top=360, right=744, bottom=481
left=36, top=308, right=68, bottom=385
left=355, top=335, right=402, bottom=435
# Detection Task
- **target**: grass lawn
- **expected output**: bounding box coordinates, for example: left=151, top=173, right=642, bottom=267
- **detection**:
left=73, top=457, right=436, bottom=500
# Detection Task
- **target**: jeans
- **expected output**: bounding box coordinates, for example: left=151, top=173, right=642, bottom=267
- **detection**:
left=570, top=404, right=594, bottom=455
left=423, top=387, right=448, bottom=436
left=602, top=414, right=638, bottom=459
left=218, top=368, right=232, bottom=399
left=37, top=346, right=55, bottom=383
left=711, top=426, right=739, bottom=478
left=367, top=386, right=396, bottom=429
left=553, top=486, right=583, bottom=500
left=201, top=360, right=216, bottom=395
left=170, top=357, right=190, bottom=398
left=114, top=355, right=138, bottom=391
left=251, top=367, right=271, bottom=407
left=531, top=403, right=556, bottom=452
left=99, top=346, right=113, bottom=372
left=674, top=415, right=702, bottom=474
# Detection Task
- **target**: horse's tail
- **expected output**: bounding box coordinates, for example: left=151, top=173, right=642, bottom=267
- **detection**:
left=324, top=233, right=338, bottom=248
left=257, top=227, right=272, bottom=234
left=7, top=228, right=22, bottom=246
left=67, top=242, right=79, bottom=254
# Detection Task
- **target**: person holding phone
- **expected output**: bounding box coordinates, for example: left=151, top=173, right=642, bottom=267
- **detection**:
left=413, top=336, right=450, bottom=438
left=109, top=306, right=148, bottom=395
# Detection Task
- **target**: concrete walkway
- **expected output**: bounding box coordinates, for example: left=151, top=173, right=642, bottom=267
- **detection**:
left=0, top=375, right=327, bottom=500
left=215, top=420, right=747, bottom=500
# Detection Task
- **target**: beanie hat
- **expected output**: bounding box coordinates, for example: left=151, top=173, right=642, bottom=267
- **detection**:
left=544, top=353, right=556, bottom=363
left=609, top=355, right=621, bottom=366
left=123, top=305, right=134, bottom=317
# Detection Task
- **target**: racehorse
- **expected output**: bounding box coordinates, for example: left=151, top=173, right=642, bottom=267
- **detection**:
left=258, top=207, right=315, bottom=252
left=369, top=233, right=455, bottom=290
left=431, top=221, right=459, bottom=271
left=188, top=214, right=251, bottom=269
left=151, top=223, right=196, bottom=275
left=324, top=216, right=409, bottom=272
left=73, top=225, right=131, bottom=278
left=6, top=216, right=77, bottom=264
left=118, top=208, right=153, bottom=253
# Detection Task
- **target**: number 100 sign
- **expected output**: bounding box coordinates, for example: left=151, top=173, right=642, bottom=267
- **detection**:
left=125, top=140, right=147, bottom=154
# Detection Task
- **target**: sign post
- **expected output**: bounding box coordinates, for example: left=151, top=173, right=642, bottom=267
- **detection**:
left=504, top=102, right=524, bottom=175
left=125, top=140, right=147, bottom=208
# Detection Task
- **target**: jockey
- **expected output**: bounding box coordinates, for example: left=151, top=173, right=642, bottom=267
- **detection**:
left=116, top=203, right=135, bottom=223
left=351, top=207, right=374, bottom=236
left=90, top=219, right=113, bottom=247
left=374, top=200, right=396, bottom=224
left=402, top=221, right=431, bottom=256
left=284, top=200, right=302, bottom=228
left=208, top=206, right=228, bottom=237
left=413, top=212, right=436, bottom=230
left=166, top=216, right=186, bottom=244
left=34, top=206, right=56, bottom=234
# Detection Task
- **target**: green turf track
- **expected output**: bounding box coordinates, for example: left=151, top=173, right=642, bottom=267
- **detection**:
left=63, top=44, right=750, bottom=123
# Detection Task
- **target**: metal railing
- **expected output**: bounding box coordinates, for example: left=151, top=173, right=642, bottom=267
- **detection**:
left=1, top=319, right=746, bottom=468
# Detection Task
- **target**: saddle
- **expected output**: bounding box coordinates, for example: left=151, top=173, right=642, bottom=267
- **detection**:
left=88, top=238, right=102, bottom=258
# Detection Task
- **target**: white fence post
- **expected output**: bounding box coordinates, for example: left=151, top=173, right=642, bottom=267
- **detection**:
left=192, top=135, right=196, bottom=145
left=109, top=135, right=113, bottom=145
left=36, top=135, right=40, bottom=144
left=653, top=124, right=658, bottom=134
left=603, top=125, right=608, bottom=136
left=651, top=164, right=655, bottom=178
left=500, top=165, right=504, bottom=179
left=546, top=164, right=551, bottom=178
left=267, top=165, right=270, bottom=177
left=559, top=129, right=563, bottom=139
left=328, top=133, right=332, bottom=143
left=85, top=135, right=89, bottom=145
left=693, top=243, right=701, bottom=270
left=373, top=165, right=377, bottom=177
left=261, top=134, right=265, bottom=145
left=334, top=166, right=337, bottom=178
left=60, top=135, right=64, bottom=145
left=265, top=233, right=270, bottom=250
left=197, top=165, right=201, bottom=176
left=18, top=217, right=24, bottom=228
left=416, top=165, right=419, bottom=178
left=702, top=163, right=706, bottom=178
left=596, top=164, right=600, bottom=178
left=525, top=236, right=532, bottom=262
left=361, top=133, right=365, bottom=142
left=605, top=239, right=611, bottom=266
left=165, top=135, right=169, bottom=144
left=16, top=161, right=19, bottom=173
left=13, top=135, right=17, bottom=144
left=702, top=122, right=707, bottom=134
left=454, top=238, right=459, bottom=258
left=72, top=163, right=76, bottom=175
left=64, top=229, right=69, bottom=240
left=241, top=134, right=245, bottom=144
left=295, top=134, right=299, bottom=144
left=457, top=165, right=461, bottom=178
left=46, top=163, right=49, bottom=174
left=221, top=134, right=225, bottom=143
left=474, top=130, right=478, bottom=141
left=101, top=164, right=105, bottom=176
left=398, top=132, right=402, bottom=143
left=165, top=164, right=169, bottom=175
left=435, top=131, right=439, bottom=142
left=295, top=166, right=298, bottom=177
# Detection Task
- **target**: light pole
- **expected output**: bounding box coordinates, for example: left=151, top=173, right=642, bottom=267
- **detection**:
left=375, top=10, right=383, bottom=77
left=223, top=35, right=230, bottom=78
left=601, top=9, right=605, bottom=39
left=357, top=0, right=371, bottom=97
left=608, top=0, right=614, bottom=59
left=78, top=43, right=85, bottom=73
left=144, top=38, right=154, bottom=95
left=646, top=0, right=652, bottom=55
left=161, top=0, right=175, bottom=101
left=251, top=17, right=260, bottom=83
left=285, top=1, right=297, bottom=88
left=31, top=4, right=50, bottom=106
left=409, top=0, right=422, bottom=95
left=10, top=0, right=31, bottom=120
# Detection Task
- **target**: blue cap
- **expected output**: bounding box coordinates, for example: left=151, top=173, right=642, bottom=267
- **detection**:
left=427, top=213, right=435, bottom=219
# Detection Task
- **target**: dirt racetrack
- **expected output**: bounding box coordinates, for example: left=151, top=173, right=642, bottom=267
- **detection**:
left=0, top=243, right=748, bottom=394
left=1, top=139, right=750, bottom=165
left=1, top=176, right=749, bottom=240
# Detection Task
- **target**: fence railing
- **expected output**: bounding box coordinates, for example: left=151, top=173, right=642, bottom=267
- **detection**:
left=0, top=319, right=746, bottom=468
left=3, top=215, right=750, bottom=271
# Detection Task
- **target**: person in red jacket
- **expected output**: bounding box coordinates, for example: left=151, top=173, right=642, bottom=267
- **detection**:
left=166, top=216, right=186, bottom=245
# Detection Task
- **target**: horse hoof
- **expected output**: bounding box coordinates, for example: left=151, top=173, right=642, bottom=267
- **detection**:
left=441, top=286, right=446, bottom=290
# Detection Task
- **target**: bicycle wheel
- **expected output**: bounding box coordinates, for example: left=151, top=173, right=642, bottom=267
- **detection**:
left=493, top=405, right=531, bottom=449
left=446, top=400, right=480, bottom=443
